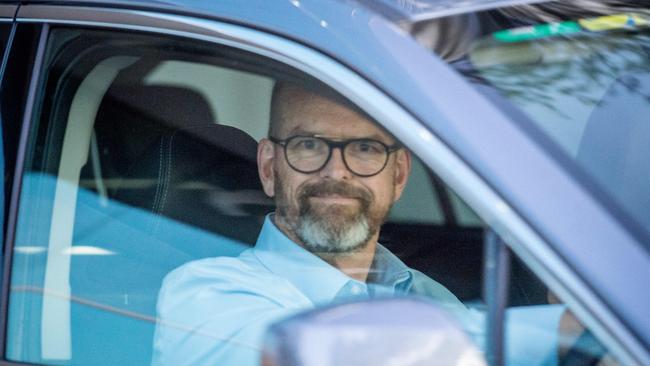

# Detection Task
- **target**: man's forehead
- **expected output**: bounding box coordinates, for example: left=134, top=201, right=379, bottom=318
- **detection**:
left=278, top=91, right=393, bottom=142
left=285, top=125, right=391, bottom=142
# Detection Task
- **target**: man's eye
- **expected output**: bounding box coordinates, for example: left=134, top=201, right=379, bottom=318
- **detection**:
left=358, top=142, right=370, bottom=152
left=301, top=139, right=317, bottom=150
left=354, top=141, right=382, bottom=154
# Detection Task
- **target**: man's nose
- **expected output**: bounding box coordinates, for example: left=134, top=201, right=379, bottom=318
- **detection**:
left=319, top=147, right=352, bottom=179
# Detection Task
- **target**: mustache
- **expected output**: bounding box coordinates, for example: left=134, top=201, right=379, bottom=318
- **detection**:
left=298, top=180, right=372, bottom=205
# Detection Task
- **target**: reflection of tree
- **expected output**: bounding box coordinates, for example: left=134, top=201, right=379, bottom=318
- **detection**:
left=467, top=32, right=650, bottom=115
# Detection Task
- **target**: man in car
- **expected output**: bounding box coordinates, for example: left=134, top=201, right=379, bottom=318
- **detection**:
left=152, top=82, right=564, bottom=366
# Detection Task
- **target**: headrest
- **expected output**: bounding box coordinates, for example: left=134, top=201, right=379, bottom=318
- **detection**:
left=170, top=123, right=258, bottom=164
left=103, top=84, right=216, bottom=129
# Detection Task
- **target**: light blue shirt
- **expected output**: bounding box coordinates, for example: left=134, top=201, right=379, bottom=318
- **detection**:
left=152, top=215, right=564, bottom=365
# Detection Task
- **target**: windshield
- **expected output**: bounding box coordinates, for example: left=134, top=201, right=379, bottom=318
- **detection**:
left=454, top=8, right=650, bottom=244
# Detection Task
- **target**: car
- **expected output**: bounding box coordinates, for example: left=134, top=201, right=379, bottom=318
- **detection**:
left=0, top=0, right=648, bottom=365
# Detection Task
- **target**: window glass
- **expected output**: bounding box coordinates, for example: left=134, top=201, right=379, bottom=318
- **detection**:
left=7, top=28, right=276, bottom=365
left=466, top=12, right=650, bottom=246
left=7, top=27, right=486, bottom=365
left=5, top=25, right=619, bottom=366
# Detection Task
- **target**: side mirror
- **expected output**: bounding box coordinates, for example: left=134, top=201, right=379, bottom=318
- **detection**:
left=262, top=298, right=486, bottom=366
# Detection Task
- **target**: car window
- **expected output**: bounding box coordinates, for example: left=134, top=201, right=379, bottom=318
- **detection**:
left=5, top=27, right=486, bottom=365
left=5, top=23, right=621, bottom=366
left=466, top=12, right=650, bottom=247
left=6, top=28, right=276, bottom=365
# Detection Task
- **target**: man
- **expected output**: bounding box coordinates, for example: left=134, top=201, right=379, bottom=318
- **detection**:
left=152, top=82, right=564, bottom=365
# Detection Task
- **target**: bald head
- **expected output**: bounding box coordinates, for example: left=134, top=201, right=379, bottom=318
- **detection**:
left=269, top=82, right=307, bottom=138
left=268, top=82, right=372, bottom=138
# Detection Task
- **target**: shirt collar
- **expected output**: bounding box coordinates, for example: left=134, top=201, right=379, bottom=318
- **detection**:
left=368, top=244, right=413, bottom=290
left=252, top=214, right=413, bottom=305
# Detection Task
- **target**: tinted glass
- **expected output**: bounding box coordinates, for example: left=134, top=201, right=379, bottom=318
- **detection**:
left=6, top=28, right=275, bottom=365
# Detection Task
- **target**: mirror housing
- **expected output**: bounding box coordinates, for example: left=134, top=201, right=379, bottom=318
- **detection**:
left=262, top=297, right=486, bottom=366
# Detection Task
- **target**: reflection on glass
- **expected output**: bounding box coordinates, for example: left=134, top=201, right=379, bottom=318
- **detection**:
left=468, top=14, right=650, bottom=241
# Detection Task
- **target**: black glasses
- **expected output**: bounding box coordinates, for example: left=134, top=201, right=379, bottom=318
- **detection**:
left=269, top=135, right=401, bottom=177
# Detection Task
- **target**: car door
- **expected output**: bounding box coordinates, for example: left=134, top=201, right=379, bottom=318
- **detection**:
left=0, top=2, right=645, bottom=366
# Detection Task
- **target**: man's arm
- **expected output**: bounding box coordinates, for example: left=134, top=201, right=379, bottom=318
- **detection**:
left=152, top=256, right=309, bottom=366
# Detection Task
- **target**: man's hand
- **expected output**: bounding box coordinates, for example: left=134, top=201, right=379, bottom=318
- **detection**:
left=558, top=309, right=620, bottom=366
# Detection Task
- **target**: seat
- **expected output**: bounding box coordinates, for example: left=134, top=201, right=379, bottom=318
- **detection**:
left=70, top=78, right=271, bottom=365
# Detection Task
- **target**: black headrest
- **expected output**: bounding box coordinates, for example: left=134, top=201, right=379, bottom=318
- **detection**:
left=103, top=84, right=216, bottom=129
left=170, top=123, right=258, bottom=164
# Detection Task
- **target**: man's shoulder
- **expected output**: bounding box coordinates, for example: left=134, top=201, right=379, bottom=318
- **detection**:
left=158, top=250, right=310, bottom=307
left=162, top=250, right=267, bottom=292
left=409, top=269, right=464, bottom=307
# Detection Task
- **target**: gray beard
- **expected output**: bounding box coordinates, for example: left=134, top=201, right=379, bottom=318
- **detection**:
left=295, top=212, right=371, bottom=254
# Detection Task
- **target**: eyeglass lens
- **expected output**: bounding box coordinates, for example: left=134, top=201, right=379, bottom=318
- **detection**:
left=285, top=136, right=388, bottom=176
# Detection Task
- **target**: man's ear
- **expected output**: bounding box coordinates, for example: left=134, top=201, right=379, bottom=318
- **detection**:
left=392, top=149, right=411, bottom=202
left=258, top=138, right=276, bottom=197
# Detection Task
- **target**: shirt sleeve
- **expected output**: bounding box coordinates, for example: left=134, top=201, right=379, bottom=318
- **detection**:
left=409, top=269, right=465, bottom=307
left=505, top=304, right=566, bottom=366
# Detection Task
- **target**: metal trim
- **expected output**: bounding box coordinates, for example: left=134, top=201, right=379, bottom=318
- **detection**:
left=484, top=231, right=511, bottom=366
left=0, top=19, right=16, bottom=80
left=12, top=4, right=650, bottom=364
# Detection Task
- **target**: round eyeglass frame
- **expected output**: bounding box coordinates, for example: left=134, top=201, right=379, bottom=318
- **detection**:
left=269, top=135, right=402, bottom=177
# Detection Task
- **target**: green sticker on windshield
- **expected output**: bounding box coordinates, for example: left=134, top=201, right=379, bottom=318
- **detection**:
left=494, top=21, right=581, bottom=42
